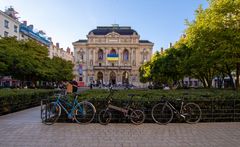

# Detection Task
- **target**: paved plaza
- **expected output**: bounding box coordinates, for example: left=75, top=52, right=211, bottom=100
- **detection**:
left=0, top=107, right=240, bottom=147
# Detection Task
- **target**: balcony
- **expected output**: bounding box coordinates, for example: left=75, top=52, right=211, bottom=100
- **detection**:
left=93, top=65, right=132, bottom=70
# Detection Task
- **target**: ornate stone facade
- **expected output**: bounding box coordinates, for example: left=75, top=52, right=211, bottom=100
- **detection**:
left=72, top=25, right=153, bottom=87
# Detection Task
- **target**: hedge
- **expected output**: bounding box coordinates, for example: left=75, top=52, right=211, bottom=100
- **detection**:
left=0, top=89, right=59, bottom=115
left=49, top=89, right=240, bottom=123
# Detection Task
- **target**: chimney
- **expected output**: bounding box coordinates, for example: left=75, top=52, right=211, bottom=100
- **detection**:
left=161, top=47, right=164, bottom=54
left=67, top=47, right=70, bottom=53
left=170, top=42, right=172, bottom=48
left=56, top=43, right=59, bottom=48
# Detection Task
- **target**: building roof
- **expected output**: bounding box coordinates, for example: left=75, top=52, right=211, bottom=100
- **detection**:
left=88, top=26, right=138, bottom=35
left=139, top=40, right=153, bottom=44
left=73, top=39, right=87, bottom=43
left=0, top=10, right=20, bottom=24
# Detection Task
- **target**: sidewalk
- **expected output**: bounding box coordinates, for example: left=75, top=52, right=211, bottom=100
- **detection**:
left=0, top=106, right=240, bottom=147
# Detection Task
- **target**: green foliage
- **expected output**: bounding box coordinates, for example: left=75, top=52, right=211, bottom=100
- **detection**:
left=140, top=0, right=240, bottom=89
left=77, top=89, right=240, bottom=101
left=63, top=89, right=240, bottom=123
left=0, top=89, right=58, bottom=115
left=0, top=37, right=74, bottom=83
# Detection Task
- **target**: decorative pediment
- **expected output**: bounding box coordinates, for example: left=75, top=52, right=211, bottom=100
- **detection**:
left=106, top=31, right=120, bottom=38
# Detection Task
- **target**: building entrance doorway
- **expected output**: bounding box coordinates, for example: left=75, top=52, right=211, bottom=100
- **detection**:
left=109, top=71, right=116, bottom=85
left=97, top=72, right=103, bottom=85
left=122, top=71, right=129, bottom=84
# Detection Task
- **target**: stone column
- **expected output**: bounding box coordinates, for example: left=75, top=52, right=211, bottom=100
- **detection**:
left=117, top=71, right=121, bottom=84
left=117, top=48, right=120, bottom=66
left=93, top=48, right=96, bottom=65
left=104, top=71, right=109, bottom=85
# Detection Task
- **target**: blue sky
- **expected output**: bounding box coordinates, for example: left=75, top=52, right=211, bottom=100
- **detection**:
left=0, top=0, right=208, bottom=52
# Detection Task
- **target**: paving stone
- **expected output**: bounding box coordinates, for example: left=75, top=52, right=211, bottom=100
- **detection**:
left=1, top=106, right=240, bottom=146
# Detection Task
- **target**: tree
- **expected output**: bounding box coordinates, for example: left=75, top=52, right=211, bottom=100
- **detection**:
left=184, top=0, right=240, bottom=88
left=0, top=37, right=74, bottom=86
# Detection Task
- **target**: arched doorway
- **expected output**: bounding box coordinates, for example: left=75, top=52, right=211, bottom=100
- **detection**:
left=109, top=71, right=116, bottom=85
left=122, top=71, right=129, bottom=84
left=97, top=72, right=103, bottom=85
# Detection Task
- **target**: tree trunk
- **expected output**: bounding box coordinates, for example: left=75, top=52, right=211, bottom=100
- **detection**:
left=207, top=78, right=212, bottom=88
left=199, top=77, right=207, bottom=88
left=226, top=64, right=236, bottom=89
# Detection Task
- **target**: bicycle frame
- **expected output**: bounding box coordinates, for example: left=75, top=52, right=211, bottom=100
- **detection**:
left=107, top=104, right=130, bottom=115
left=165, top=100, right=185, bottom=117
left=54, top=95, right=80, bottom=118
left=104, top=88, right=135, bottom=117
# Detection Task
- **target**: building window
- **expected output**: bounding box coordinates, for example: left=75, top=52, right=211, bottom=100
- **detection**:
left=4, top=20, right=9, bottom=28
left=98, top=49, right=103, bottom=60
left=79, top=77, right=83, bottom=81
left=80, top=54, right=84, bottom=61
left=78, top=64, right=83, bottom=75
left=123, top=49, right=129, bottom=61
left=99, top=63, right=101, bottom=67
left=4, top=31, right=8, bottom=37
left=112, top=63, right=114, bottom=66
left=110, top=49, right=116, bottom=54
left=194, top=81, right=198, bottom=86
left=14, top=25, right=18, bottom=33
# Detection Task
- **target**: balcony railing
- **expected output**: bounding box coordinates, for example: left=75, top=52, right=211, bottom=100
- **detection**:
left=93, top=65, right=131, bottom=70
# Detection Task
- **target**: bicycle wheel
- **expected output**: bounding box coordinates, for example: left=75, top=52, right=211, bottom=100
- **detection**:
left=182, top=103, right=201, bottom=124
left=74, top=101, right=96, bottom=124
left=41, top=102, right=61, bottom=125
left=98, top=109, right=112, bottom=125
left=130, top=109, right=145, bottom=125
left=151, top=103, right=173, bottom=125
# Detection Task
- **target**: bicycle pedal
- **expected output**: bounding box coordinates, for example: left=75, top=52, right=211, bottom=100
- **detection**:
left=180, top=114, right=185, bottom=119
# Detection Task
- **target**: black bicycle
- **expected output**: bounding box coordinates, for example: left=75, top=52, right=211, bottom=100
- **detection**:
left=98, top=88, right=145, bottom=125
left=151, top=98, right=201, bottom=124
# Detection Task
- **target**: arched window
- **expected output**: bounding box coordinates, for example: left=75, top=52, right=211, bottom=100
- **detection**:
left=143, top=52, right=148, bottom=62
left=123, top=49, right=129, bottom=61
left=98, top=49, right=103, bottom=60
left=110, top=49, right=116, bottom=54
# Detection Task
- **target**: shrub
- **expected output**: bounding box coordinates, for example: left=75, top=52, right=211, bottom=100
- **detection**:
left=0, top=89, right=59, bottom=115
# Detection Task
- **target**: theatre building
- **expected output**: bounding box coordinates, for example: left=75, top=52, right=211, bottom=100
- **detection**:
left=73, top=25, right=153, bottom=87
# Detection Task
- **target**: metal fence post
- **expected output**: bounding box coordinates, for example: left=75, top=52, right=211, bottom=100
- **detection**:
left=211, top=98, right=214, bottom=122
left=234, top=99, right=235, bottom=122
